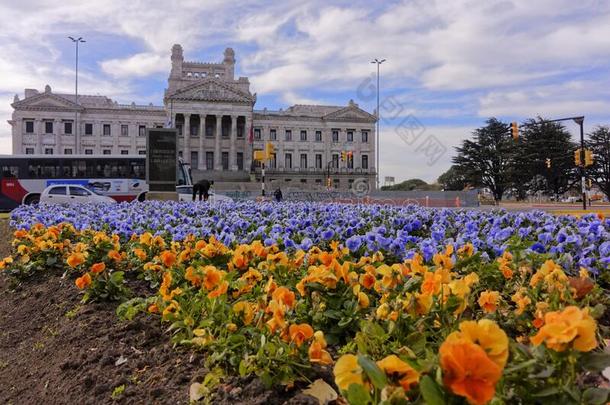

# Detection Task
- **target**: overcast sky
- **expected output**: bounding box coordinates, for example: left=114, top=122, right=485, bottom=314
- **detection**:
left=1, top=0, right=609, bottom=183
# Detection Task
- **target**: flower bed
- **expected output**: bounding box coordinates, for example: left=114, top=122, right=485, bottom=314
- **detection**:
left=2, top=201, right=610, bottom=404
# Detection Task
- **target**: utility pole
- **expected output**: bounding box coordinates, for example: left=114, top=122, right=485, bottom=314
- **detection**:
left=573, top=117, right=586, bottom=210
left=371, top=58, right=385, bottom=190
left=69, top=36, right=85, bottom=154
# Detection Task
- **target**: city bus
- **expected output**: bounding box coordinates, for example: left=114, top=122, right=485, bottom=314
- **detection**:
left=0, top=155, right=192, bottom=211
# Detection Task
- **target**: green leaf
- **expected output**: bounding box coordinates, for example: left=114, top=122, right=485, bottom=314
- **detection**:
left=346, top=383, right=372, bottom=405
left=581, top=352, right=610, bottom=373
left=582, top=388, right=610, bottom=405
left=357, top=354, right=387, bottom=390
left=419, top=375, right=445, bottom=405
left=532, top=386, right=561, bottom=397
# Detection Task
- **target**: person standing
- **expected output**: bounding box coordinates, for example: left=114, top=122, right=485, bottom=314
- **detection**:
left=192, top=179, right=214, bottom=201
left=274, top=187, right=283, bottom=202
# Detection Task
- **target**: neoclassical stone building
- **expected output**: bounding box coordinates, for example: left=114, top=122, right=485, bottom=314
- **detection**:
left=9, top=45, right=377, bottom=189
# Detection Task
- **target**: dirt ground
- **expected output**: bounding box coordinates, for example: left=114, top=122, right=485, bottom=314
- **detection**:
left=0, top=220, right=322, bottom=405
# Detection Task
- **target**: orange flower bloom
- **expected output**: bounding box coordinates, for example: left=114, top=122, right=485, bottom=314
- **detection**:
left=334, top=354, right=364, bottom=391
left=208, top=281, right=228, bottom=299
left=108, top=250, right=122, bottom=262
left=376, top=354, right=420, bottom=391
left=14, top=229, right=28, bottom=239
left=159, top=250, right=176, bottom=267
left=75, top=273, right=92, bottom=289
left=308, top=331, right=333, bottom=365
left=272, top=286, right=296, bottom=309
left=233, top=301, right=256, bottom=325
left=133, top=248, right=147, bottom=261
left=421, top=271, right=442, bottom=295
left=530, top=306, right=597, bottom=352
left=148, top=304, right=159, bottom=313
left=67, top=252, right=86, bottom=268
left=440, top=338, right=502, bottom=405
left=289, top=323, right=314, bottom=347
left=448, top=319, right=509, bottom=368
left=90, top=262, right=106, bottom=274
left=359, top=272, right=376, bottom=289
left=202, top=266, right=224, bottom=290
left=478, top=290, right=500, bottom=313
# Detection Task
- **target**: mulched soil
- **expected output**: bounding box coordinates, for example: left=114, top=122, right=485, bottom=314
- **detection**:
left=0, top=220, right=324, bottom=404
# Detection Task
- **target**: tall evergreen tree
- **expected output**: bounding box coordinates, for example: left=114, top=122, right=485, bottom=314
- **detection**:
left=453, top=118, right=514, bottom=201
left=586, top=126, right=610, bottom=200
left=437, top=165, right=468, bottom=191
left=520, top=118, right=578, bottom=197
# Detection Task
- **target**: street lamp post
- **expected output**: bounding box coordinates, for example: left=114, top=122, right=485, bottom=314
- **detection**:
left=68, top=36, right=85, bottom=154
left=371, top=58, right=385, bottom=191
left=573, top=117, right=586, bottom=210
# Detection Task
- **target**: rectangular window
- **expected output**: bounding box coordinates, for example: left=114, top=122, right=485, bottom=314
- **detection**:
left=347, top=130, right=354, bottom=142
left=237, top=152, right=244, bottom=171
left=315, top=154, right=322, bottom=169
left=222, top=122, right=229, bottom=138
left=64, top=148, right=73, bottom=155
left=206, top=123, right=214, bottom=137
left=206, top=152, right=214, bottom=170
left=176, top=124, right=183, bottom=137
left=362, top=154, right=369, bottom=169
left=103, top=124, right=111, bottom=136
left=347, top=154, right=354, bottom=169
left=85, top=123, right=93, bottom=135
left=333, top=179, right=340, bottom=189
left=332, top=154, right=339, bottom=168
left=222, top=152, right=229, bottom=170
left=285, top=153, right=292, bottom=169
left=191, top=123, right=198, bottom=136
left=270, top=153, right=277, bottom=169
left=237, top=123, right=244, bottom=138
left=270, top=129, right=277, bottom=141
left=85, top=149, right=93, bottom=155
left=300, top=153, right=307, bottom=169
left=103, top=149, right=111, bottom=155
left=121, top=150, right=129, bottom=155
left=178, top=151, right=183, bottom=158
left=315, top=131, right=322, bottom=142
left=285, top=130, right=292, bottom=141
left=300, top=179, right=307, bottom=184
left=64, top=122, right=73, bottom=135
left=121, top=124, right=129, bottom=137
left=138, top=150, right=146, bottom=155
left=44, top=148, right=53, bottom=155
left=362, top=131, right=369, bottom=143
left=25, top=121, right=34, bottom=133
left=254, top=128, right=261, bottom=140
left=300, top=130, right=307, bottom=141
left=45, top=121, right=53, bottom=134
left=332, top=130, right=339, bottom=142
left=190, top=151, right=199, bottom=168
left=138, top=125, right=146, bottom=137
left=25, top=147, right=34, bottom=154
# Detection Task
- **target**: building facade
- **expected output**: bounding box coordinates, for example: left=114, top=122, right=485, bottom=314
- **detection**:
left=9, top=45, right=376, bottom=190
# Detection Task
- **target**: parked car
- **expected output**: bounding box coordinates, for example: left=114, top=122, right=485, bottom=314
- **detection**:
left=39, top=184, right=116, bottom=205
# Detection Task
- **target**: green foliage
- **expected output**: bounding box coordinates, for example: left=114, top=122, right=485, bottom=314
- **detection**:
left=82, top=271, right=131, bottom=303
left=381, top=179, right=441, bottom=191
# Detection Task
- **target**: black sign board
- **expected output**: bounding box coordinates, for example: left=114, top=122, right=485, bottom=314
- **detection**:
left=146, top=128, right=178, bottom=192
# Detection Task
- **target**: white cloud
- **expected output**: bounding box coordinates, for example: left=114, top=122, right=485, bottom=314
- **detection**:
left=100, top=53, right=168, bottom=78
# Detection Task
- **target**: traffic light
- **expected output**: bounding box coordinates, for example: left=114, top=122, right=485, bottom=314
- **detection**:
left=265, top=142, right=275, bottom=159
left=585, top=149, right=594, bottom=166
left=575, top=149, right=582, bottom=166
left=511, top=122, right=519, bottom=141
left=545, top=158, right=551, bottom=168
left=347, top=151, right=353, bottom=162
left=326, top=177, right=331, bottom=188
left=340, top=151, right=346, bottom=162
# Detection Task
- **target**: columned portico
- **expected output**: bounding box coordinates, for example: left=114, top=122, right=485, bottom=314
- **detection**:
left=198, top=116, right=205, bottom=170
left=183, top=113, right=191, bottom=163
left=215, top=115, right=222, bottom=170
left=230, top=115, right=237, bottom=171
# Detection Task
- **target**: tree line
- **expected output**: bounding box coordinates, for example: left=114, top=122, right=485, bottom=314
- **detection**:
left=438, top=118, right=610, bottom=201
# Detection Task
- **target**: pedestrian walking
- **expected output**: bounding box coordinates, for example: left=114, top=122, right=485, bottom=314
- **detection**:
left=274, top=187, right=283, bottom=202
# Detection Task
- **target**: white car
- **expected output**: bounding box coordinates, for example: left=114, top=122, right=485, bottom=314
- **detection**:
left=39, top=184, right=116, bottom=204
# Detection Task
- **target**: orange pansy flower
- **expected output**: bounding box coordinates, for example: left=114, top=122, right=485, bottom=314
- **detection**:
left=440, top=338, right=502, bottom=405
left=159, top=250, right=176, bottom=267
left=272, top=286, right=296, bottom=309
left=75, top=273, right=92, bottom=289
left=530, top=306, right=597, bottom=352
left=289, top=323, right=314, bottom=347
left=90, top=262, right=105, bottom=274
left=376, top=355, right=420, bottom=391
left=478, top=290, right=500, bottom=313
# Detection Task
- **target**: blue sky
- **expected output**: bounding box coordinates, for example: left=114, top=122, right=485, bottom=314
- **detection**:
left=1, top=0, right=609, bottom=182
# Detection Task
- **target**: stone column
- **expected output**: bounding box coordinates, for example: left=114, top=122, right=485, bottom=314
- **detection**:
left=13, top=118, right=23, bottom=154
left=55, top=118, right=62, bottom=154
left=244, top=115, right=252, bottom=172
left=199, top=115, right=205, bottom=170
left=183, top=113, right=191, bottom=163
left=230, top=115, right=237, bottom=171
left=215, top=115, right=222, bottom=170
left=35, top=119, right=42, bottom=154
